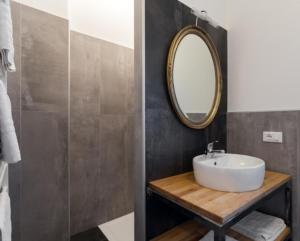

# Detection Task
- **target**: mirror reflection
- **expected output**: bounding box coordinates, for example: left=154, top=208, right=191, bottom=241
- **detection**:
left=173, top=33, right=216, bottom=122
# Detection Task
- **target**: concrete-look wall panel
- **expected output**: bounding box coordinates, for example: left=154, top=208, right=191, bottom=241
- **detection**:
left=8, top=3, right=70, bottom=241
left=70, top=31, right=134, bottom=235
left=227, top=111, right=300, bottom=240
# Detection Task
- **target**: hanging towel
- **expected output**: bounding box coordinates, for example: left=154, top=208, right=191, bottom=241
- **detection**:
left=0, top=0, right=16, bottom=76
left=0, top=186, right=11, bottom=241
left=0, top=0, right=20, bottom=163
left=0, top=81, right=21, bottom=163
left=200, top=231, right=238, bottom=241
left=232, top=211, right=286, bottom=241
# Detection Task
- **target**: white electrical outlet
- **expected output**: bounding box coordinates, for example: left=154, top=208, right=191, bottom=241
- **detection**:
left=263, top=132, right=283, bottom=143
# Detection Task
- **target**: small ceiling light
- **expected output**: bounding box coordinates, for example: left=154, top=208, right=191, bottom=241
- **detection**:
left=191, top=9, right=219, bottom=28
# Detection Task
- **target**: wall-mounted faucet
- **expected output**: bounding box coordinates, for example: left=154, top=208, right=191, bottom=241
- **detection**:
left=206, top=141, right=225, bottom=158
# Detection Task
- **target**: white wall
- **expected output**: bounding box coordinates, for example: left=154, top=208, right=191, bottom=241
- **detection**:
left=13, top=0, right=134, bottom=48
left=179, top=0, right=228, bottom=28
left=69, top=0, right=134, bottom=49
left=227, top=0, right=300, bottom=112
left=180, top=0, right=300, bottom=112
left=14, top=0, right=68, bottom=19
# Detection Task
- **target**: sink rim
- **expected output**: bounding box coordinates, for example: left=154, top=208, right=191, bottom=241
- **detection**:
left=193, top=153, right=265, bottom=170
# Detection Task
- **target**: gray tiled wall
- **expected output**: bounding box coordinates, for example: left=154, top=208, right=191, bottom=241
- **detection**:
left=8, top=3, right=69, bottom=241
left=9, top=3, right=135, bottom=240
left=228, top=111, right=300, bottom=241
left=70, top=31, right=134, bottom=235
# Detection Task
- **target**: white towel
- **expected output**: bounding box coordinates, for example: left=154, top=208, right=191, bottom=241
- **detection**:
left=0, top=81, right=21, bottom=163
left=0, top=186, right=11, bottom=241
left=232, top=211, right=286, bottom=241
left=200, top=231, right=238, bottom=241
left=0, top=0, right=16, bottom=74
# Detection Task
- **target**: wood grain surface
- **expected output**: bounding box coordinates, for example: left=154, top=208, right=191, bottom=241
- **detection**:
left=149, top=171, right=291, bottom=224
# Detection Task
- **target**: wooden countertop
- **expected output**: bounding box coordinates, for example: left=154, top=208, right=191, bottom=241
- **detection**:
left=149, top=171, right=291, bottom=224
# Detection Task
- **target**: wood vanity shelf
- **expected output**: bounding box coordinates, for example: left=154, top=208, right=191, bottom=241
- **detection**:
left=148, top=171, right=292, bottom=241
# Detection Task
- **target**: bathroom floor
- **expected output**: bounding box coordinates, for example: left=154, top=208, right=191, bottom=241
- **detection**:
left=99, top=213, right=134, bottom=241
left=71, top=228, right=108, bottom=241
left=71, top=213, right=134, bottom=241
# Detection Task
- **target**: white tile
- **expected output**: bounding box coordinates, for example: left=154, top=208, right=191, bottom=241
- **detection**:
left=99, top=212, right=134, bottom=241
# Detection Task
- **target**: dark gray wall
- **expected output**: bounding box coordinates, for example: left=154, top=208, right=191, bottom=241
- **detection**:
left=144, top=0, right=227, bottom=239
left=228, top=111, right=300, bottom=240
left=70, top=31, right=135, bottom=235
left=8, top=2, right=69, bottom=241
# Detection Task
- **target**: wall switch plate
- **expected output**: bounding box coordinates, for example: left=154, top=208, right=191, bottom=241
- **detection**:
left=263, top=131, right=283, bottom=143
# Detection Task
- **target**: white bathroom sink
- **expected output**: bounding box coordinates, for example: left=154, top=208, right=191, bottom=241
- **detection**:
left=193, top=154, right=265, bottom=192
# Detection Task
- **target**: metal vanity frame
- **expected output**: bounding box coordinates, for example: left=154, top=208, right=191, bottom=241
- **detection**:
left=147, top=180, right=292, bottom=241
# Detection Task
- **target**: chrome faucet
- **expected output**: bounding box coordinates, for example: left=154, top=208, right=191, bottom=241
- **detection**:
left=206, top=141, right=225, bottom=158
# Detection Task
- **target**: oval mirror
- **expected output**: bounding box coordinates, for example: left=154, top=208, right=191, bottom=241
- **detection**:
left=167, top=26, right=222, bottom=129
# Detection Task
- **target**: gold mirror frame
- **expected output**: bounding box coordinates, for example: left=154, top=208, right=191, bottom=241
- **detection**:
left=167, top=25, right=222, bottom=129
